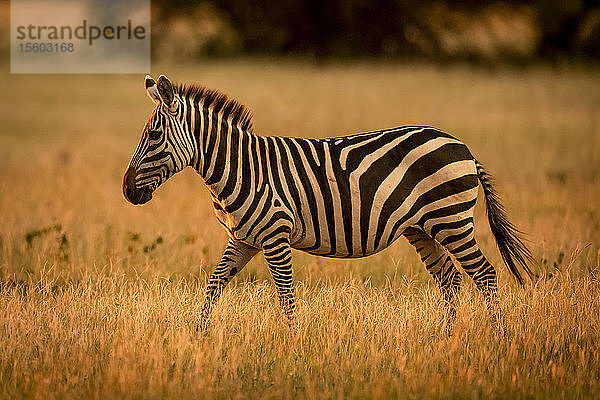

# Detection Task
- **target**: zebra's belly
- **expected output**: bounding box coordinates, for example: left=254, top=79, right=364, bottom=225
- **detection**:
left=296, top=242, right=400, bottom=258
left=290, top=223, right=409, bottom=258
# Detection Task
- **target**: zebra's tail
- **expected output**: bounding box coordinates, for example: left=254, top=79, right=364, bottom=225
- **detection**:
left=474, top=159, right=534, bottom=286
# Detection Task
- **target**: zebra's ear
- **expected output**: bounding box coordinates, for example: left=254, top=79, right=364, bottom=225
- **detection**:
left=145, top=75, right=161, bottom=105
left=157, top=75, right=176, bottom=111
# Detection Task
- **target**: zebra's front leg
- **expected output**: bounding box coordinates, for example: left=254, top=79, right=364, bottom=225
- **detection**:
left=263, top=239, right=296, bottom=328
left=198, top=238, right=259, bottom=333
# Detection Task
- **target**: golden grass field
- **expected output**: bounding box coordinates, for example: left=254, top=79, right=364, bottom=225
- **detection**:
left=0, top=60, right=599, bottom=399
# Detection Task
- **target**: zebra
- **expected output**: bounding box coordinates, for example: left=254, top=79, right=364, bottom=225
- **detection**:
left=123, top=74, right=534, bottom=331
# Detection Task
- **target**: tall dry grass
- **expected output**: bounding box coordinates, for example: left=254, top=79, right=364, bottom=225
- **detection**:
left=1, top=270, right=600, bottom=399
left=0, top=60, right=599, bottom=399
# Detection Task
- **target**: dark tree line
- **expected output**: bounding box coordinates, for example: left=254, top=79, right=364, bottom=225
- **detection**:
left=152, top=0, right=600, bottom=62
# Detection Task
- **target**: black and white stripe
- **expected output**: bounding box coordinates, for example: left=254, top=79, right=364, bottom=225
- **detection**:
left=123, top=74, right=534, bottom=330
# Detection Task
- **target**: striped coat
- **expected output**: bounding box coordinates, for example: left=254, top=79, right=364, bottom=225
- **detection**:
left=124, top=75, right=533, bottom=331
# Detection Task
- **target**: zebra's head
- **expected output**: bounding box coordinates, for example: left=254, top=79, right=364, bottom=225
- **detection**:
left=123, top=74, right=193, bottom=205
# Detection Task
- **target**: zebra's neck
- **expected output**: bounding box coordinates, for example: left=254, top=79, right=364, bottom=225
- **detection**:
left=190, top=99, right=254, bottom=200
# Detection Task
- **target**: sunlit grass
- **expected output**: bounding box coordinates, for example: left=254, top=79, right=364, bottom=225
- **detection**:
left=1, top=269, right=599, bottom=399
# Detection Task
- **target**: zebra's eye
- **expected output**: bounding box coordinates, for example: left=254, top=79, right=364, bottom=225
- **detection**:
left=148, top=130, right=162, bottom=140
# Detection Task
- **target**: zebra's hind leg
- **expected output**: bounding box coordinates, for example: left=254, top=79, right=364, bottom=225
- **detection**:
left=198, top=238, right=259, bottom=333
left=433, top=220, right=502, bottom=328
left=403, top=227, right=462, bottom=333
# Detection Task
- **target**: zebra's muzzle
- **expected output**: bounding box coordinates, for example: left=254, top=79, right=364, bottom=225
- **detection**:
left=123, top=168, right=153, bottom=205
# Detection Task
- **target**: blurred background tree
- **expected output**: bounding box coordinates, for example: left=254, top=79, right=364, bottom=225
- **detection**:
left=150, top=0, right=600, bottom=63
left=0, top=0, right=598, bottom=63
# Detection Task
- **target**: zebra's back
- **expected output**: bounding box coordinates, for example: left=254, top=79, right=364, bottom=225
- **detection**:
left=269, top=126, right=479, bottom=258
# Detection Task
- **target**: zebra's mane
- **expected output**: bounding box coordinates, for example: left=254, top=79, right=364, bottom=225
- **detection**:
left=175, top=83, right=254, bottom=133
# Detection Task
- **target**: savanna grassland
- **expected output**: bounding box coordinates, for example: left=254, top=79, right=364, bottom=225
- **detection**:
left=0, top=60, right=599, bottom=399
